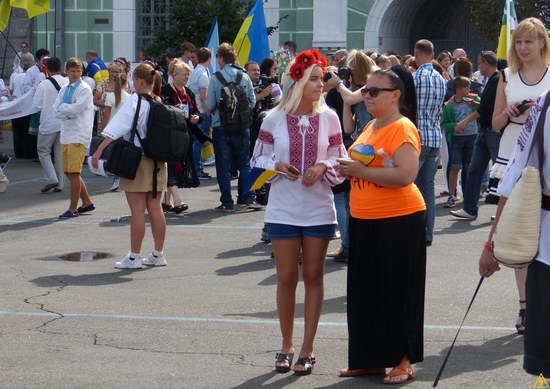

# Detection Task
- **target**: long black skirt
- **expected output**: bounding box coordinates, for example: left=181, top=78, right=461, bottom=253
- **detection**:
left=524, top=259, right=550, bottom=376
left=347, top=211, right=426, bottom=368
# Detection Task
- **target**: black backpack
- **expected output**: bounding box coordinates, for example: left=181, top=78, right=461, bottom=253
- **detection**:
left=214, top=71, right=253, bottom=132
left=138, top=94, right=190, bottom=197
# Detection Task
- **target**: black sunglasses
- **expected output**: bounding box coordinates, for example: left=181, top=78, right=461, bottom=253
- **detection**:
left=361, top=87, right=398, bottom=98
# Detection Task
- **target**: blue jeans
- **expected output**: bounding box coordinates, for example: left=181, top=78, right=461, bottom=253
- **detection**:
left=415, top=146, right=439, bottom=242
left=193, top=114, right=212, bottom=174
left=212, top=126, right=254, bottom=205
left=450, top=134, right=477, bottom=194
left=334, top=191, right=350, bottom=255
left=463, top=127, right=501, bottom=216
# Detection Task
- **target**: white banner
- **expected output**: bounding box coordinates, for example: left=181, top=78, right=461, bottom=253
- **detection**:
left=0, top=90, right=39, bottom=120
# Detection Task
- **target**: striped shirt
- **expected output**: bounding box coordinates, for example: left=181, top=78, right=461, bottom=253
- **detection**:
left=413, top=63, right=446, bottom=148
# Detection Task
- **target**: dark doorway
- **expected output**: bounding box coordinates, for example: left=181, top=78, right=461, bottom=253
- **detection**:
left=409, top=0, right=497, bottom=60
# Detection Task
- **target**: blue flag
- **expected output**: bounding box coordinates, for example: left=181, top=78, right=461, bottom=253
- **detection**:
left=233, top=0, right=270, bottom=66
left=205, top=16, right=220, bottom=74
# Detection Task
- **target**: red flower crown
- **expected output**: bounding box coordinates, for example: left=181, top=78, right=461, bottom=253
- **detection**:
left=288, top=49, right=327, bottom=82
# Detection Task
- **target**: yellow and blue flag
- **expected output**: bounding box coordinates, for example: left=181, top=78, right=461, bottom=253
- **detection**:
left=234, top=0, right=270, bottom=66
left=0, top=0, right=11, bottom=31
left=206, top=16, right=220, bottom=74
left=496, top=0, right=517, bottom=60
left=0, top=0, right=50, bottom=31
left=243, top=167, right=279, bottom=193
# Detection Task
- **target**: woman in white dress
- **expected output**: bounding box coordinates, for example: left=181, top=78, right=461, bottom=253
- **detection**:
left=488, top=17, right=550, bottom=334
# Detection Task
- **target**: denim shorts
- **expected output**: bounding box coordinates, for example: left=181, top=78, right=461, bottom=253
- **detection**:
left=450, top=134, right=476, bottom=169
left=266, top=223, right=336, bottom=240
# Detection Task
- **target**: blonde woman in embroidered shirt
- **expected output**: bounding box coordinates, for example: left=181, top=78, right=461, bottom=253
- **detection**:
left=336, top=70, right=426, bottom=385
left=91, top=64, right=168, bottom=269
left=251, top=49, right=347, bottom=375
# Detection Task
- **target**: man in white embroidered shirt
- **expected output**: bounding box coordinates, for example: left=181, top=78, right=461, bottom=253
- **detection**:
left=53, top=58, right=95, bottom=219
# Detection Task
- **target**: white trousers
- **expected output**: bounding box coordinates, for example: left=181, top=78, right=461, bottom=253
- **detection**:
left=37, top=131, right=63, bottom=189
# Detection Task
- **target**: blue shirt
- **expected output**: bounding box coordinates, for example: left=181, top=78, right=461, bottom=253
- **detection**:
left=206, top=64, right=256, bottom=128
left=413, top=63, right=446, bottom=148
left=63, top=79, right=82, bottom=104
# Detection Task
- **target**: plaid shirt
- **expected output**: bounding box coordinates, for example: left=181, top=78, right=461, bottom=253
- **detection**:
left=413, top=63, right=446, bottom=148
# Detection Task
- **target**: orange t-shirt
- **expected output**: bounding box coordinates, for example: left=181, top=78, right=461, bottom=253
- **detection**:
left=349, top=117, right=426, bottom=219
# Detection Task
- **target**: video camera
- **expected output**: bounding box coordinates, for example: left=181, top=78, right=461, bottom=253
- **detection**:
left=258, top=74, right=279, bottom=87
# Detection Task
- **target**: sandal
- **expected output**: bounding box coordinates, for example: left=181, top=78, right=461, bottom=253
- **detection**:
left=383, top=365, right=415, bottom=385
left=339, top=367, right=386, bottom=377
left=516, top=300, right=526, bottom=335
left=275, top=353, right=294, bottom=373
left=293, top=356, right=316, bottom=376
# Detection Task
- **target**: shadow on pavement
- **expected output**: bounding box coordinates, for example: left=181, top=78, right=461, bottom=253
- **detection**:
left=417, top=333, right=523, bottom=383
left=225, top=296, right=346, bottom=319
left=230, top=370, right=307, bottom=389
left=29, top=268, right=154, bottom=287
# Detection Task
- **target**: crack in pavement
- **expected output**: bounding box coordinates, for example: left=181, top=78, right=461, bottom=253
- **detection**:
left=23, top=276, right=67, bottom=331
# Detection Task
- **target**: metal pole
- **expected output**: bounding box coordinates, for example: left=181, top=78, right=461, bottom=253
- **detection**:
left=1, top=12, right=14, bottom=79
left=54, top=0, right=64, bottom=61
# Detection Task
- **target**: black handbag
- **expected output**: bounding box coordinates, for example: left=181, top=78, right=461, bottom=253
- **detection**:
left=104, top=96, right=143, bottom=179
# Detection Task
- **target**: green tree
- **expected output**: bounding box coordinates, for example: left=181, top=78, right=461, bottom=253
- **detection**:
left=148, top=0, right=255, bottom=57
left=464, top=0, right=550, bottom=43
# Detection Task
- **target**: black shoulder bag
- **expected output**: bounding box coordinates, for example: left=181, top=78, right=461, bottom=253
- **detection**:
left=104, top=96, right=143, bottom=179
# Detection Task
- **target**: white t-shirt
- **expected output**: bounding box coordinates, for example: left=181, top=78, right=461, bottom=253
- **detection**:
left=187, top=63, right=209, bottom=113
left=104, top=90, right=131, bottom=121
left=33, top=75, right=70, bottom=134
left=102, top=93, right=151, bottom=147
left=498, top=90, right=550, bottom=266
left=250, top=108, right=347, bottom=226
left=11, top=72, right=26, bottom=98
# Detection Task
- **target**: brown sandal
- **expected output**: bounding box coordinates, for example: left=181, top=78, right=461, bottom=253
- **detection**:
left=383, top=366, right=415, bottom=385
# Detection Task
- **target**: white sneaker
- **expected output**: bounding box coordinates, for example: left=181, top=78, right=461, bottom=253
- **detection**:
left=142, top=252, right=167, bottom=266
left=0, top=179, right=8, bottom=194
left=450, top=208, right=477, bottom=220
left=115, top=253, right=143, bottom=269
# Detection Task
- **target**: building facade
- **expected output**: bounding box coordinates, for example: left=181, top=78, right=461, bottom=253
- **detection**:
left=22, top=0, right=491, bottom=67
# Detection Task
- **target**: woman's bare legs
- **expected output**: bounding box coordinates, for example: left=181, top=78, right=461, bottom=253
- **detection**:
left=515, top=267, right=528, bottom=331
left=125, top=192, right=147, bottom=253
left=146, top=192, right=166, bottom=252
left=272, top=238, right=301, bottom=369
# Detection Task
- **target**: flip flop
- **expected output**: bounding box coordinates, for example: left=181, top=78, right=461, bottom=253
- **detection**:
left=339, top=367, right=386, bottom=377
left=383, top=366, right=415, bottom=385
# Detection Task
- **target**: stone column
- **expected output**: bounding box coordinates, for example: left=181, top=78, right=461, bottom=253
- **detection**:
left=0, top=8, right=32, bottom=80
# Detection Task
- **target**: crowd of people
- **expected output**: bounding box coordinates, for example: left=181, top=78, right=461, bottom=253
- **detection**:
left=0, top=15, right=549, bottom=382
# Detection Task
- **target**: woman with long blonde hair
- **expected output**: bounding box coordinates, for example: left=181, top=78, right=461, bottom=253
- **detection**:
left=251, top=49, right=347, bottom=375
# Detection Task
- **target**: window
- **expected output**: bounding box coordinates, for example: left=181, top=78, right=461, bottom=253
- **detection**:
left=136, top=0, right=174, bottom=54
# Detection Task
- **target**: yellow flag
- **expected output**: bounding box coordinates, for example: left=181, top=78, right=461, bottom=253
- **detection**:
left=10, top=0, right=50, bottom=18
left=0, top=0, right=11, bottom=31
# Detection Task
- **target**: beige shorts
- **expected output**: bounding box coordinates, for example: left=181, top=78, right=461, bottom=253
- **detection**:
left=61, top=143, right=86, bottom=174
left=120, top=156, right=167, bottom=193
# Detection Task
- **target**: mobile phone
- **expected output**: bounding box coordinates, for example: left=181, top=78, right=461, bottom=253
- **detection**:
left=515, top=99, right=531, bottom=117
left=288, top=165, right=300, bottom=175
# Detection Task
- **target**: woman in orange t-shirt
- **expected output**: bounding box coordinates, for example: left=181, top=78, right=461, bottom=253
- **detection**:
left=337, top=69, right=426, bottom=385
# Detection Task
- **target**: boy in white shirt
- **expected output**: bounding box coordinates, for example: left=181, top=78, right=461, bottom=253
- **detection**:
left=53, top=58, right=95, bottom=218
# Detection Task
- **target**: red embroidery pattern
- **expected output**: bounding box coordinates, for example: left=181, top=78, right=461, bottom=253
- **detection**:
left=257, top=129, right=274, bottom=144
left=286, top=114, right=319, bottom=174
left=328, top=132, right=343, bottom=147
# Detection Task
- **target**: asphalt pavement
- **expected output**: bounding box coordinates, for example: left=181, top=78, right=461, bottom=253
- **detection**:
left=0, top=130, right=539, bottom=388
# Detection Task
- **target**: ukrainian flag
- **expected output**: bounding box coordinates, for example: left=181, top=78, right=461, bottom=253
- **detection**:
left=234, top=0, right=270, bottom=66
left=0, top=0, right=49, bottom=31
left=496, top=0, right=517, bottom=60
left=243, top=167, right=279, bottom=193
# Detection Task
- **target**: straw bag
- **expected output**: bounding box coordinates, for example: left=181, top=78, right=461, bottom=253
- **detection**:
left=491, top=94, right=548, bottom=268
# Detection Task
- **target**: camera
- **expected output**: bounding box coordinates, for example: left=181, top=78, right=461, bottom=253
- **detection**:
left=515, top=99, right=532, bottom=117
left=324, top=67, right=352, bottom=86
left=258, top=74, right=279, bottom=86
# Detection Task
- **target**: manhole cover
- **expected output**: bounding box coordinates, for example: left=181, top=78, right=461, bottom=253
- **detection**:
left=59, top=252, right=112, bottom=261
